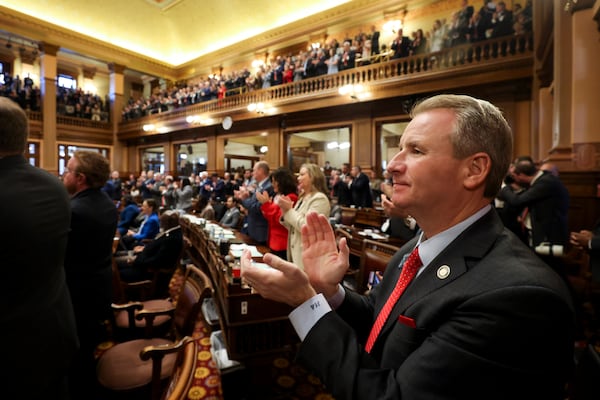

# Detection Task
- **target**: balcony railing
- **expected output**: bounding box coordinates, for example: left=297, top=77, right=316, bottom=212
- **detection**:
left=27, top=33, right=534, bottom=136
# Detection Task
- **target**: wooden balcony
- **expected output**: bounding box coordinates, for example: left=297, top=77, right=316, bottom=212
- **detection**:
left=117, top=33, right=534, bottom=140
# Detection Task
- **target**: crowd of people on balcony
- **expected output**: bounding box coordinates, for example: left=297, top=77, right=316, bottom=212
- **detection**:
left=56, top=86, right=110, bottom=122
left=121, top=0, right=532, bottom=122
left=0, top=72, right=40, bottom=111
left=2, top=1, right=531, bottom=122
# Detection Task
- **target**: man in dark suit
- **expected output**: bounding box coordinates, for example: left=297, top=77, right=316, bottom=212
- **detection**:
left=0, top=97, right=79, bottom=399
left=338, top=41, right=356, bottom=71
left=116, top=211, right=183, bottom=296
left=390, top=29, right=411, bottom=59
left=497, top=158, right=570, bottom=271
left=238, top=160, right=273, bottom=244
left=241, top=94, right=575, bottom=399
left=571, top=219, right=600, bottom=283
left=62, top=150, right=118, bottom=398
left=349, top=165, right=372, bottom=208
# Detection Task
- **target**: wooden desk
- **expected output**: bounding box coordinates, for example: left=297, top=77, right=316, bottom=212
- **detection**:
left=336, top=224, right=407, bottom=258
left=180, top=217, right=298, bottom=359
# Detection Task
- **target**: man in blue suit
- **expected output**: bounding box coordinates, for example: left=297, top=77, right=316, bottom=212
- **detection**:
left=241, top=94, right=575, bottom=400
left=238, top=161, right=273, bottom=245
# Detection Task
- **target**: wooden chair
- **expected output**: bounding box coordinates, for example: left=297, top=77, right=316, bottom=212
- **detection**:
left=97, top=265, right=222, bottom=400
left=110, top=264, right=186, bottom=341
left=340, top=206, right=357, bottom=226
left=357, top=239, right=401, bottom=294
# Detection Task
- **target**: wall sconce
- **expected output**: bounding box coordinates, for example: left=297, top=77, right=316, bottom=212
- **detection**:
left=383, top=19, right=402, bottom=34
left=251, top=59, right=265, bottom=69
left=311, top=42, right=321, bottom=50
left=248, top=102, right=266, bottom=114
left=186, top=115, right=214, bottom=125
left=143, top=124, right=155, bottom=132
left=338, top=84, right=369, bottom=101
left=260, top=145, right=268, bottom=153
left=327, top=141, right=351, bottom=150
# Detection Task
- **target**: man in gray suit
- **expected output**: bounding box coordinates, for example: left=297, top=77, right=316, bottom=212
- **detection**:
left=241, top=94, right=575, bottom=399
left=0, top=97, right=79, bottom=399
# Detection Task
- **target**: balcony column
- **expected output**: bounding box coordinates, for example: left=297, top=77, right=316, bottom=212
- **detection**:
left=571, top=8, right=600, bottom=170
left=109, top=63, right=126, bottom=175
left=548, top=0, right=573, bottom=167
left=38, top=42, right=59, bottom=175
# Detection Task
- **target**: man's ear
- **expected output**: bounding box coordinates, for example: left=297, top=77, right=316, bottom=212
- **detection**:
left=464, top=152, right=490, bottom=190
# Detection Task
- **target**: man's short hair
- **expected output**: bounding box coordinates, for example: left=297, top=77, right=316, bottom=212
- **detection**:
left=0, top=97, right=28, bottom=156
left=72, top=150, right=111, bottom=189
left=514, top=159, right=537, bottom=176
left=411, top=94, right=513, bottom=198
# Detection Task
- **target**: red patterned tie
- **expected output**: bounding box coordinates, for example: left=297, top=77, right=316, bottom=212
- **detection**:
left=365, top=247, right=422, bottom=353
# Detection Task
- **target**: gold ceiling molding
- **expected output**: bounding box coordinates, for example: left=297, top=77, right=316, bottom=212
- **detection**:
left=144, top=0, right=183, bottom=11
left=0, top=5, right=177, bottom=79
left=175, top=0, right=404, bottom=78
left=0, top=0, right=432, bottom=81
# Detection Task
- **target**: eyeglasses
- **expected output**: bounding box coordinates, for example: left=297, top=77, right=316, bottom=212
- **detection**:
left=64, top=167, right=80, bottom=176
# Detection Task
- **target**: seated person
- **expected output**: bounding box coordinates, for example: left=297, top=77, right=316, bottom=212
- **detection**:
left=120, top=198, right=160, bottom=250
left=115, top=211, right=183, bottom=288
left=116, top=195, right=140, bottom=236
left=219, top=195, right=241, bottom=228
left=193, top=196, right=215, bottom=220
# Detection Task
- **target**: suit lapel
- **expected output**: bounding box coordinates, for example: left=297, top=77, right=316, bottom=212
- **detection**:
left=379, top=210, right=505, bottom=335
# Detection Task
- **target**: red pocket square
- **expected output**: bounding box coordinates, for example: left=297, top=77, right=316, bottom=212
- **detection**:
left=398, top=315, right=416, bottom=328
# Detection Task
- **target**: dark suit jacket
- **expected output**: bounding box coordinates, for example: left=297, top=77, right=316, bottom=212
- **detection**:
left=65, top=188, right=118, bottom=328
left=589, top=219, right=600, bottom=283
left=242, top=179, right=273, bottom=244
left=133, top=227, right=183, bottom=271
left=1, top=155, right=79, bottom=397
left=350, top=172, right=372, bottom=208
left=498, top=171, right=569, bottom=247
left=297, top=209, right=575, bottom=399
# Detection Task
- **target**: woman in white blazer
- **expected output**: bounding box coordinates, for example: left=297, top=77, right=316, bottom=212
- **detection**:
left=278, top=163, right=331, bottom=269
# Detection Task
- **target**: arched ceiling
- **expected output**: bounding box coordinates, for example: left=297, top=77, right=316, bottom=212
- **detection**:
left=0, top=0, right=352, bottom=66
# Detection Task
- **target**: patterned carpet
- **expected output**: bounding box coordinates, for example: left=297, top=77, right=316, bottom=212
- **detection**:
left=221, top=351, right=334, bottom=400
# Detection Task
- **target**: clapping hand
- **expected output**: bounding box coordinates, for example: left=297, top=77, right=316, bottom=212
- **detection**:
left=240, top=250, right=316, bottom=307
left=301, top=212, right=350, bottom=298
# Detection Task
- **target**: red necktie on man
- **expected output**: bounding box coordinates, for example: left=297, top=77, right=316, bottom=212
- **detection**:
left=365, top=246, right=422, bottom=353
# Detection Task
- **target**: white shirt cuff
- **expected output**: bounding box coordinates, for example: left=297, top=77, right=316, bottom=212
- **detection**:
left=289, top=293, right=332, bottom=341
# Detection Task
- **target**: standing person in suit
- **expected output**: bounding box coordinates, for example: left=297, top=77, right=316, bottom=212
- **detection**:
left=497, top=158, right=570, bottom=276
left=62, top=150, right=118, bottom=398
left=0, top=97, right=79, bottom=399
left=571, top=219, right=600, bottom=283
left=241, top=94, right=575, bottom=399
left=237, top=161, right=273, bottom=245
left=349, top=165, right=373, bottom=208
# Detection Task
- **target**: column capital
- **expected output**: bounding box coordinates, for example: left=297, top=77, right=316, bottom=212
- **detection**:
left=38, top=42, right=60, bottom=56
left=108, top=63, right=126, bottom=74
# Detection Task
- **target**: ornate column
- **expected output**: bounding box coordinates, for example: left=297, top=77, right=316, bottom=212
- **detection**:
left=571, top=7, right=600, bottom=170
left=548, top=0, right=574, bottom=165
left=109, top=63, right=126, bottom=174
left=38, top=42, right=59, bottom=175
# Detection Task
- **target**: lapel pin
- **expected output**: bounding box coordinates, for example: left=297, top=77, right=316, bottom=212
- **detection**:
left=437, top=265, right=450, bottom=279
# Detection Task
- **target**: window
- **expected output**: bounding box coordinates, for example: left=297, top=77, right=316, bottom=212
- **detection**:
left=57, top=74, right=77, bottom=89
left=57, top=144, right=109, bottom=176
left=27, top=142, right=39, bottom=167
